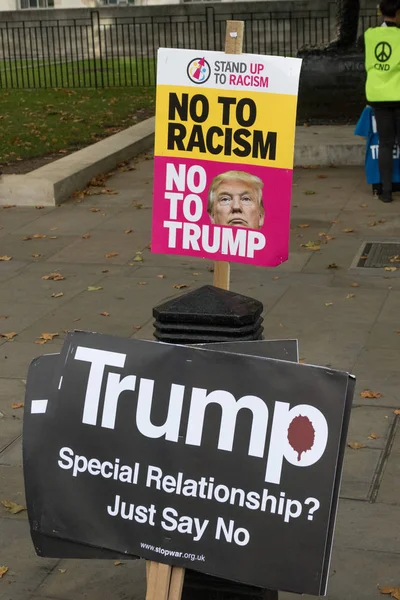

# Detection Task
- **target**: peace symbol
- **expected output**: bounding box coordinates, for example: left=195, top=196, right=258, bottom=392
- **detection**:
left=375, top=42, right=392, bottom=63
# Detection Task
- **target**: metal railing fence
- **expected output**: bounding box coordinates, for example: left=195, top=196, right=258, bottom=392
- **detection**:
left=0, top=5, right=379, bottom=89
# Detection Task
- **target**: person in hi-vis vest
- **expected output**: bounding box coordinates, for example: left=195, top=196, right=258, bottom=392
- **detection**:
left=365, top=0, right=400, bottom=202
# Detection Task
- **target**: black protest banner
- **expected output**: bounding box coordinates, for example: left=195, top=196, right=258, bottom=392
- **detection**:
left=24, top=339, right=296, bottom=560
left=23, top=332, right=353, bottom=595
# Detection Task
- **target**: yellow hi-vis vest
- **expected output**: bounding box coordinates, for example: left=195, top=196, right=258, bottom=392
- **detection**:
left=365, top=26, right=400, bottom=102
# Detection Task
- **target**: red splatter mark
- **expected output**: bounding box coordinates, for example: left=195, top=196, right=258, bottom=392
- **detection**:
left=287, top=415, right=315, bottom=461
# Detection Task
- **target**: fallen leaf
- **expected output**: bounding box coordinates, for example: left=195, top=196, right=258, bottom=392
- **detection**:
left=51, top=292, right=64, bottom=298
left=173, top=284, right=188, bottom=289
left=378, top=219, right=386, bottom=224
left=1, top=499, right=26, bottom=514
left=35, top=332, right=59, bottom=345
left=58, top=569, right=67, bottom=574
left=0, top=566, right=8, bottom=579
left=33, top=233, right=46, bottom=239
left=100, top=312, right=110, bottom=317
left=317, top=174, right=328, bottom=179
left=87, top=286, right=103, bottom=292
left=361, top=390, right=382, bottom=399
left=50, top=227, right=58, bottom=231
left=368, top=433, right=379, bottom=440
left=351, top=283, right=360, bottom=288
left=11, top=403, right=24, bottom=409
left=90, top=208, right=100, bottom=213
left=82, top=233, right=91, bottom=239
left=138, top=282, right=147, bottom=286
left=105, top=252, right=119, bottom=259
left=49, top=236, right=58, bottom=239
left=35, top=205, right=44, bottom=209
left=298, top=224, right=310, bottom=229
left=157, top=274, right=165, bottom=279
left=325, top=302, right=333, bottom=307
left=114, top=561, right=123, bottom=566
left=346, top=294, right=355, bottom=299
left=342, top=228, right=354, bottom=233
left=32, top=254, right=41, bottom=258
left=394, top=409, right=400, bottom=416
left=0, top=332, right=17, bottom=340
left=0, top=316, right=9, bottom=319
left=133, top=325, right=142, bottom=330
left=368, top=221, right=377, bottom=227
left=301, top=241, right=320, bottom=251
left=73, top=318, right=81, bottom=322
left=379, top=587, right=400, bottom=598
left=0, top=256, right=12, bottom=261
left=360, top=204, right=367, bottom=208
left=384, top=267, right=397, bottom=272
left=304, top=190, right=316, bottom=195
left=327, top=263, right=338, bottom=269
left=133, top=253, right=143, bottom=262
left=124, top=229, right=133, bottom=234
left=101, top=188, right=118, bottom=195
left=23, top=236, right=32, bottom=241
left=42, top=272, right=65, bottom=281
left=90, top=174, right=108, bottom=187
left=347, top=442, right=366, bottom=450
left=134, top=203, right=143, bottom=209
left=2, top=205, right=16, bottom=209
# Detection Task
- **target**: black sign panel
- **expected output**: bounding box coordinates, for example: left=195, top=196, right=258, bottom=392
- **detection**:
left=24, top=332, right=353, bottom=595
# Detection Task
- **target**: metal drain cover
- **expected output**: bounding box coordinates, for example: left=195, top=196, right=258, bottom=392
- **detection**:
left=357, top=242, right=400, bottom=268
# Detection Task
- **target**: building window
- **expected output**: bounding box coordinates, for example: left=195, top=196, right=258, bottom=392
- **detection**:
left=20, top=0, right=55, bottom=8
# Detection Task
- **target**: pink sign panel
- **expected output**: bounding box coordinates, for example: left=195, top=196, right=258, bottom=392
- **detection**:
left=152, top=156, right=293, bottom=267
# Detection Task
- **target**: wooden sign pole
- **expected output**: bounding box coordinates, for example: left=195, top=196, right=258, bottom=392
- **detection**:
left=213, top=20, right=245, bottom=292
left=146, top=20, right=245, bottom=600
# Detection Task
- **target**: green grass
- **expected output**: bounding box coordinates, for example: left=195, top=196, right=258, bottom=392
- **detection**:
left=0, top=58, right=156, bottom=89
left=0, top=87, right=155, bottom=166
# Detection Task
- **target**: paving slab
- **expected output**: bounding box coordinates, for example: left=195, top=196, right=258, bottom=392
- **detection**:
left=0, top=519, right=57, bottom=600
left=0, top=379, right=26, bottom=419
left=0, top=341, right=63, bottom=380
left=0, top=464, right=26, bottom=514
left=48, top=231, right=151, bottom=265
left=377, top=419, right=400, bottom=505
left=11, top=205, right=123, bottom=237
left=34, top=559, right=146, bottom=600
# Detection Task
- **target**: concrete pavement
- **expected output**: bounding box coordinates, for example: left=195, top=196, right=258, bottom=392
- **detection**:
left=0, top=157, right=399, bottom=600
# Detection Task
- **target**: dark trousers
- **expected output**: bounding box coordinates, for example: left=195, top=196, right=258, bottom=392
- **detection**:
left=374, top=105, right=400, bottom=193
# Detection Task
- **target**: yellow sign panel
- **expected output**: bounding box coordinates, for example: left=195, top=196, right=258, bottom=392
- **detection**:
left=155, top=85, right=298, bottom=170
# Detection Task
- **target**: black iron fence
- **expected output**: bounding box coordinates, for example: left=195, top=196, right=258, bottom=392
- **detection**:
left=0, top=5, right=379, bottom=89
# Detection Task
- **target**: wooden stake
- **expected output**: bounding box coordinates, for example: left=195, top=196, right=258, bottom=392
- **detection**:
left=168, top=567, right=185, bottom=600
left=212, top=20, right=245, bottom=292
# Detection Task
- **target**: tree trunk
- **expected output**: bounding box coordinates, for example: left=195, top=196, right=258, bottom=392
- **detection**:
left=334, top=0, right=361, bottom=47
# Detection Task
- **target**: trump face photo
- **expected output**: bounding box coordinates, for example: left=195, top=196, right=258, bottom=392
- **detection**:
left=207, top=171, right=265, bottom=230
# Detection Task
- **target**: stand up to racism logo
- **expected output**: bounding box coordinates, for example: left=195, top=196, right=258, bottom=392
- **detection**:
left=187, top=57, right=211, bottom=84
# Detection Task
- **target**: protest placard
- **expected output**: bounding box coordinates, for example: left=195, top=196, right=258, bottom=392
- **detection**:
left=24, top=332, right=354, bottom=596
left=151, top=49, right=302, bottom=267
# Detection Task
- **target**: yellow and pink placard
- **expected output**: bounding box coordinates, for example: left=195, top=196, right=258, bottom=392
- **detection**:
left=151, top=49, right=302, bottom=267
